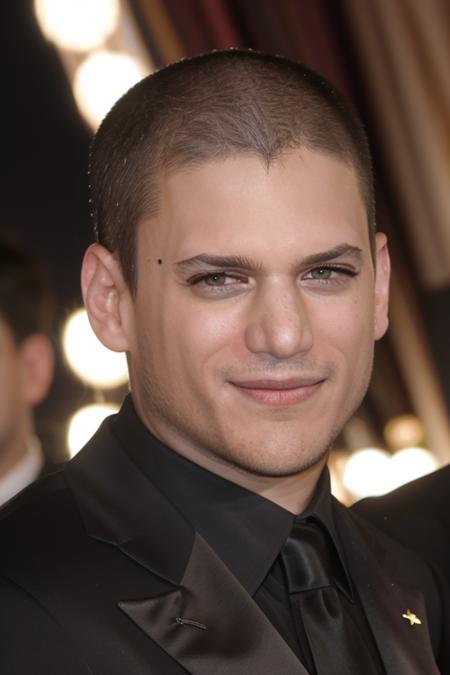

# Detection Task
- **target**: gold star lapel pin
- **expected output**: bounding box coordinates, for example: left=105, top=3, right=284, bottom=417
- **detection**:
left=402, top=609, right=422, bottom=626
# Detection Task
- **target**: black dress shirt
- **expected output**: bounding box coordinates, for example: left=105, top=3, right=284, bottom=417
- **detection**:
left=111, top=396, right=384, bottom=673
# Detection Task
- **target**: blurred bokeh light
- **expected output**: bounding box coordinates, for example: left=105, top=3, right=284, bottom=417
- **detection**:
left=342, top=444, right=439, bottom=500
left=73, top=50, right=146, bottom=128
left=34, top=0, right=120, bottom=52
left=342, top=447, right=392, bottom=498
left=62, top=308, right=128, bottom=388
left=67, top=402, right=119, bottom=457
left=384, top=414, right=425, bottom=450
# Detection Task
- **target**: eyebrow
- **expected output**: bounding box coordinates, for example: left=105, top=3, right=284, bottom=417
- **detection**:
left=300, top=244, right=363, bottom=266
left=175, top=254, right=261, bottom=274
left=175, top=244, right=363, bottom=275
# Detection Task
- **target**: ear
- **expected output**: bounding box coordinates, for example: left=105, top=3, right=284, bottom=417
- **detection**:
left=20, top=334, right=55, bottom=407
left=373, top=232, right=391, bottom=341
left=81, top=244, right=132, bottom=352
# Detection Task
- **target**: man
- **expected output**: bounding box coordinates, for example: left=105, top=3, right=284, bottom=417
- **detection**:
left=0, top=235, right=55, bottom=507
left=0, top=50, right=445, bottom=674
left=354, top=465, right=450, bottom=587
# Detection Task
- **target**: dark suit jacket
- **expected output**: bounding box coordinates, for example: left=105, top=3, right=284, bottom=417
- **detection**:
left=0, top=420, right=445, bottom=674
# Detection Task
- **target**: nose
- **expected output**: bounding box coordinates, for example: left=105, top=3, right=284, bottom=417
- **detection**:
left=244, top=279, right=313, bottom=359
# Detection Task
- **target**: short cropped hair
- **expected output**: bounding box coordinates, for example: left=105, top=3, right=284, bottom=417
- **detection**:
left=90, top=49, right=375, bottom=291
left=0, top=234, right=54, bottom=344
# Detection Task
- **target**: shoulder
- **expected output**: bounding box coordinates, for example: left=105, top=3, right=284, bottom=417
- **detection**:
left=0, top=416, right=117, bottom=561
left=0, top=466, right=74, bottom=529
left=0, top=467, right=86, bottom=578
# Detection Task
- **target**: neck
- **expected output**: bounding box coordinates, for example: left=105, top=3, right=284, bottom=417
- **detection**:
left=165, top=446, right=327, bottom=514
left=237, top=459, right=328, bottom=514
left=134, top=406, right=327, bottom=514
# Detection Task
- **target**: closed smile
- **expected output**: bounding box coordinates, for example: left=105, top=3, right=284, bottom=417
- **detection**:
left=229, top=377, right=325, bottom=406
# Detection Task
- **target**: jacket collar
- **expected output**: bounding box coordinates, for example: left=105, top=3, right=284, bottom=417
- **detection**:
left=65, top=418, right=308, bottom=675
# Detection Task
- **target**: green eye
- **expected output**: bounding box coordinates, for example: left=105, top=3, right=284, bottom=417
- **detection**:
left=303, top=266, right=357, bottom=285
left=188, top=271, right=249, bottom=293
left=309, top=267, right=334, bottom=279
left=206, top=273, right=228, bottom=286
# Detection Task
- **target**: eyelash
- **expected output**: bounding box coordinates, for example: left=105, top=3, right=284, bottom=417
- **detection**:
left=303, top=265, right=358, bottom=282
left=188, top=272, right=246, bottom=286
left=187, top=265, right=358, bottom=289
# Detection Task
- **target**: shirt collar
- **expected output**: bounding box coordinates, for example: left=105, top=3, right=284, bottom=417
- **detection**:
left=111, top=395, right=351, bottom=598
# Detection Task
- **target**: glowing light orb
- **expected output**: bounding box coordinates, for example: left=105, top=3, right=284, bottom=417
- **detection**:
left=342, top=448, right=392, bottom=499
left=74, top=50, right=146, bottom=128
left=62, top=308, right=128, bottom=388
left=342, top=445, right=439, bottom=500
left=67, top=402, right=119, bottom=457
left=34, top=0, right=120, bottom=52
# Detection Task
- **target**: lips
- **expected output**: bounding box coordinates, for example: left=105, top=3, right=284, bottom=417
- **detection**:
left=229, top=377, right=325, bottom=406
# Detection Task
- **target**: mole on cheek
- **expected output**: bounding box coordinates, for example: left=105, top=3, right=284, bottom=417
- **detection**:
left=157, top=259, right=163, bottom=265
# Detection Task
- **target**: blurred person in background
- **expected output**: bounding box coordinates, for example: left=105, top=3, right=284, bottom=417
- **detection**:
left=0, top=233, right=55, bottom=506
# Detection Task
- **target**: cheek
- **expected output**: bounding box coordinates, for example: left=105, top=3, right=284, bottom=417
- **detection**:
left=167, top=303, right=243, bottom=365
left=313, top=297, right=375, bottom=358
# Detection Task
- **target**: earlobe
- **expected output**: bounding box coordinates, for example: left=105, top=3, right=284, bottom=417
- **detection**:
left=81, top=244, right=132, bottom=353
left=374, top=232, right=391, bottom=341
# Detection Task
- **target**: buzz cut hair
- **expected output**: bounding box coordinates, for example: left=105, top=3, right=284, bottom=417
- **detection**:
left=90, top=49, right=375, bottom=292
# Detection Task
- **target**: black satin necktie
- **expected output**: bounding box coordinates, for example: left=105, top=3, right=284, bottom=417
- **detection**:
left=280, top=518, right=382, bottom=675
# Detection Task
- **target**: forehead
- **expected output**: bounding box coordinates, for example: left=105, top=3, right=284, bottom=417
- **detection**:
left=140, top=149, right=369, bottom=260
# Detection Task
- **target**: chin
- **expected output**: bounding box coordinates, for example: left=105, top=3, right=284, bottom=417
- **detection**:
left=221, top=441, right=330, bottom=478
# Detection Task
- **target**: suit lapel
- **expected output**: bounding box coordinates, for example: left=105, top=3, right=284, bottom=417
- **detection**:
left=120, top=533, right=307, bottom=675
left=335, top=503, right=440, bottom=675
left=66, top=422, right=306, bottom=675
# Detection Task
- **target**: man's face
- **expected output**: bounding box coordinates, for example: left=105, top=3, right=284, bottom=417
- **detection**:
left=126, top=148, right=389, bottom=476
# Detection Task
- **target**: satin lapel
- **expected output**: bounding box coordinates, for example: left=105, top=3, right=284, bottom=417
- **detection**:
left=335, top=504, right=440, bottom=675
left=120, top=532, right=307, bottom=675
left=66, top=423, right=306, bottom=675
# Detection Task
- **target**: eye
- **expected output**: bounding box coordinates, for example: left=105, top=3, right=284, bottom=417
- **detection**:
left=200, top=272, right=235, bottom=286
left=186, top=271, right=250, bottom=296
left=303, top=265, right=358, bottom=284
left=306, top=267, right=336, bottom=280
